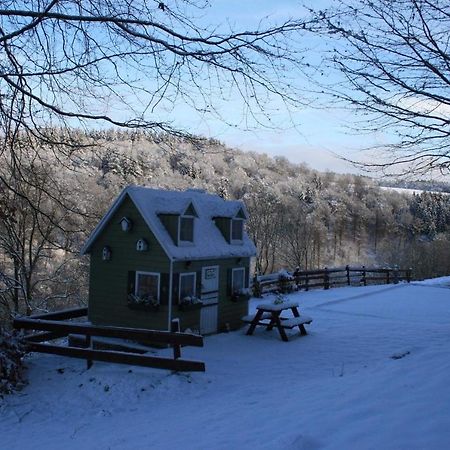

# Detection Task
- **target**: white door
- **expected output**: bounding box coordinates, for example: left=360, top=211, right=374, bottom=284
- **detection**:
left=200, top=266, right=219, bottom=335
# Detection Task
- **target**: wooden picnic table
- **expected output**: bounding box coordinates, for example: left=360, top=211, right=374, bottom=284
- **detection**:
left=243, top=301, right=312, bottom=342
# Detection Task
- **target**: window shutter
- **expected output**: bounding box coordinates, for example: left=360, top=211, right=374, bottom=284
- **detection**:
left=172, top=273, right=180, bottom=303
left=160, top=273, right=169, bottom=305
left=245, top=267, right=250, bottom=288
left=196, top=271, right=201, bottom=297
left=127, top=271, right=136, bottom=295
left=226, top=268, right=232, bottom=296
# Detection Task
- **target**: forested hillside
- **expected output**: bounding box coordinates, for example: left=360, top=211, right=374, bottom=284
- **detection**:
left=2, top=129, right=450, bottom=323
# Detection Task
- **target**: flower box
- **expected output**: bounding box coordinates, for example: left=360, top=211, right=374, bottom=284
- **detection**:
left=178, top=302, right=203, bottom=312
left=127, top=302, right=160, bottom=312
left=127, top=294, right=159, bottom=311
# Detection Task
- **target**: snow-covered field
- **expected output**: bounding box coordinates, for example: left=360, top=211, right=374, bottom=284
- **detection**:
left=2, top=280, right=450, bottom=450
left=380, top=186, right=449, bottom=196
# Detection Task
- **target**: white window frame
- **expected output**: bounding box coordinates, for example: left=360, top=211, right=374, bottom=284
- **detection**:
left=230, top=218, right=244, bottom=243
left=178, top=272, right=197, bottom=303
left=231, top=267, right=246, bottom=294
left=135, top=271, right=161, bottom=304
left=178, top=215, right=195, bottom=245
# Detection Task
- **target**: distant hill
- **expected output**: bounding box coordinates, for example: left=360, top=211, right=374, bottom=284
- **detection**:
left=2, top=128, right=450, bottom=323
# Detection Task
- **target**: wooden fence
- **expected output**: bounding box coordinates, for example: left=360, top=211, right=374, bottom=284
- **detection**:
left=13, top=307, right=205, bottom=372
left=252, top=265, right=412, bottom=297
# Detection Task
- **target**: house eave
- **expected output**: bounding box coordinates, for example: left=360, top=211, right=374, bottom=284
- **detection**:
left=80, top=187, right=175, bottom=261
left=80, top=189, right=130, bottom=255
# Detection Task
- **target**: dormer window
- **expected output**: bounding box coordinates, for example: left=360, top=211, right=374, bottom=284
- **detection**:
left=231, top=218, right=243, bottom=241
left=179, top=216, right=194, bottom=243
left=119, top=217, right=132, bottom=232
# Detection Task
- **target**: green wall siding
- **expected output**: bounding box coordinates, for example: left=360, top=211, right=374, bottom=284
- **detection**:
left=88, top=195, right=170, bottom=329
left=173, top=257, right=250, bottom=332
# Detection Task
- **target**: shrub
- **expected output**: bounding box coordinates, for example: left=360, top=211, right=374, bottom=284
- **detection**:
left=0, top=328, right=26, bottom=395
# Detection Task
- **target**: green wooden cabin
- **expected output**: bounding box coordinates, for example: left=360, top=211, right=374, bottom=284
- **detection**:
left=81, top=186, right=256, bottom=334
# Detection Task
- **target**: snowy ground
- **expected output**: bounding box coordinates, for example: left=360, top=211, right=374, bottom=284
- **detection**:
left=2, top=280, right=450, bottom=450
left=380, top=186, right=449, bottom=196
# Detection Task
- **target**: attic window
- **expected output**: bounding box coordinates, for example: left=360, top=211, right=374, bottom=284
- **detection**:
left=102, top=246, right=111, bottom=261
left=120, top=217, right=132, bottom=232
left=231, top=219, right=243, bottom=241
left=136, top=238, right=149, bottom=251
left=179, top=216, right=194, bottom=243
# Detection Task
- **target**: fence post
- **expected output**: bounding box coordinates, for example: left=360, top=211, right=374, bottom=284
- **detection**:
left=346, top=265, right=350, bottom=286
left=393, top=265, right=399, bottom=284
left=324, top=267, right=330, bottom=290
left=406, top=268, right=412, bottom=283
left=293, top=267, right=301, bottom=291
left=362, top=266, right=367, bottom=286
left=386, top=269, right=390, bottom=284
left=171, top=319, right=181, bottom=360
left=305, top=272, right=309, bottom=291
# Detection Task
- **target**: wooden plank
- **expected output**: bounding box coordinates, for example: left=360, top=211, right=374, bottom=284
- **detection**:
left=246, top=309, right=264, bottom=336
left=85, top=335, right=93, bottom=369
left=365, top=276, right=390, bottom=282
left=330, top=280, right=350, bottom=286
left=300, top=282, right=325, bottom=288
left=272, top=312, right=289, bottom=342
left=297, top=274, right=327, bottom=281
left=241, top=312, right=272, bottom=323
left=328, top=274, right=350, bottom=280
left=23, top=331, right=69, bottom=342
left=280, top=316, right=313, bottom=328
left=171, top=319, right=181, bottom=360
left=26, top=342, right=205, bottom=372
left=68, top=334, right=148, bottom=354
left=13, top=318, right=204, bottom=347
left=29, top=307, right=88, bottom=321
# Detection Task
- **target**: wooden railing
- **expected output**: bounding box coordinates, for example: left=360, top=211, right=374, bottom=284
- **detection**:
left=13, top=307, right=205, bottom=372
left=252, top=265, right=412, bottom=297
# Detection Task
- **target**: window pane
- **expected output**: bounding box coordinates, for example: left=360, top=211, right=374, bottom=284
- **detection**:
left=232, top=269, right=245, bottom=292
left=136, top=274, right=159, bottom=302
left=232, top=219, right=243, bottom=240
left=180, top=273, right=196, bottom=299
left=180, top=217, right=194, bottom=242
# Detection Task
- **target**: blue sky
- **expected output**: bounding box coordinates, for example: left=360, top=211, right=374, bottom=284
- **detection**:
left=160, top=0, right=381, bottom=174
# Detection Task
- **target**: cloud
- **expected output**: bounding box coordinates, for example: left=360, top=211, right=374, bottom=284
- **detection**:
left=396, top=96, right=450, bottom=118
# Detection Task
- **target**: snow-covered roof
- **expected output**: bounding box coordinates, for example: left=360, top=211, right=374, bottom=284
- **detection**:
left=81, top=186, right=257, bottom=260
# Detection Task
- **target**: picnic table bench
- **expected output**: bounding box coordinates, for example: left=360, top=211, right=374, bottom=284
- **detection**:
left=242, top=301, right=313, bottom=341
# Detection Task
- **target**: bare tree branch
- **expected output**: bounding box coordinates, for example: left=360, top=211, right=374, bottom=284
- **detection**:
left=309, top=0, right=450, bottom=176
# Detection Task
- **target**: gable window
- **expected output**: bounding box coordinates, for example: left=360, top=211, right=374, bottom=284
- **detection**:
left=135, top=272, right=160, bottom=303
left=119, top=217, right=132, bottom=232
left=136, top=238, right=149, bottom=251
left=102, top=246, right=112, bottom=261
left=179, top=216, right=194, bottom=243
left=231, top=219, right=243, bottom=241
left=231, top=267, right=245, bottom=294
left=179, top=272, right=196, bottom=302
